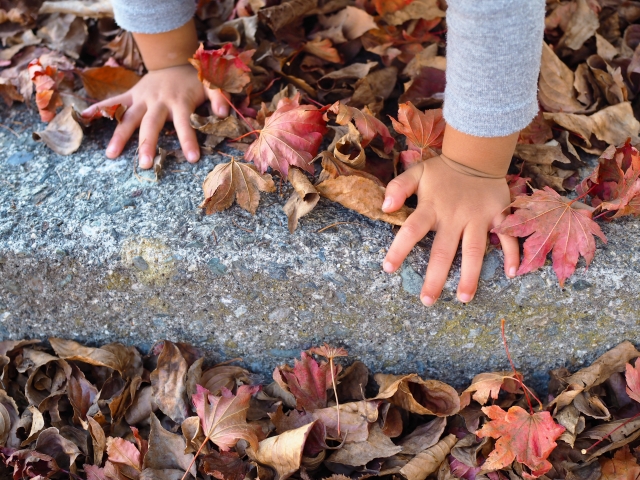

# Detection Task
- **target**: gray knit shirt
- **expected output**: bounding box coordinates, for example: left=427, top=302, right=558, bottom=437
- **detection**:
left=110, top=0, right=545, bottom=138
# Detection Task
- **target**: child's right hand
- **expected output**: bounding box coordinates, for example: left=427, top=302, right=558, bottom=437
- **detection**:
left=381, top=126, right=522, bottom=306
left=82, top=65, right=229, bottom=169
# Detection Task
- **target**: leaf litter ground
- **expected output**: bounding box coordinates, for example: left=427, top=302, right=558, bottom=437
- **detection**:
left=0, top=333, right=637, bottom=479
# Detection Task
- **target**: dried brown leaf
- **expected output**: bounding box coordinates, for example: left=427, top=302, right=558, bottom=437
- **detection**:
left=150, top=341, right=189, bottom=425
left=400, top=434, right=457, bottom=480
left=283, top=167, right=319, bottom=233
left=32, top=105, right=83, bottom=155
left=326, top=425, right=402, bottom=467
left=374, top=373, right=460, bottom=416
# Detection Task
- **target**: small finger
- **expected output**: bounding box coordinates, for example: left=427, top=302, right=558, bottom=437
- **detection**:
left=208, top=88, right=230, bottom=118
left=421, top=227, right=461, bottom=306
left=173, top=107, right=200, bottom=163
left=383, top=204, right=435, bottom=274
left=138, top=105, right=168, bottom=169
left=382, top=164, right=423, bottom=213
left=497, top=232, right=520, bottom=278
left=82, top=93, right=130, bottom=117
left=457, top=224, right=489, bottom=303
left=106, top=104, right=144, bottom=159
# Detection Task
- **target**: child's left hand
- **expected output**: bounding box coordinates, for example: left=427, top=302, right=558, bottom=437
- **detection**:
left=381, top=155, right=520, bottom=306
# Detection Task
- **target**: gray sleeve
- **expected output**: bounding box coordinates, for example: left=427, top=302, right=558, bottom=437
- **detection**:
left=443, top=0, right=545, bottom=137
left=111, top=0, right=195, bottom=34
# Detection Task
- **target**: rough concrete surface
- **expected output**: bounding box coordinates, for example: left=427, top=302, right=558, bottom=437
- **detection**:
left=1, top=103, right=639, bottom=391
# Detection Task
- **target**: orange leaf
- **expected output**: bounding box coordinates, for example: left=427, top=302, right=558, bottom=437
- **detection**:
left=245, top=98, right=328, bottom=176
left=189, top=43, right=254, bottom=94
left=79, top=66, right=141, bottom=101
left=373, top=0, right=414, bottom=16
left=492, top=187, right=607, bottom=287
left=390, top=102, right=444, bottom=158
left=599, top=446, right=640, bottom=480
left=477, top=405, right=565, bottom=478
left=106, top=437, right=143, bottom=479
left=28, top=59, right=64, bottom=122
left=328, top=101, right=395, bottom=153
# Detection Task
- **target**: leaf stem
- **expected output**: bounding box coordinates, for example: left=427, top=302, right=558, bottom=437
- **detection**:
left=581, top=411, right=640, bottom=455
left=329, top=357, right=341, bottom=436
left=220, top=93, right=259, bottom=140
left=501, top=319, right=536, bottom=414
left=228, top=130, right=262, bottom=143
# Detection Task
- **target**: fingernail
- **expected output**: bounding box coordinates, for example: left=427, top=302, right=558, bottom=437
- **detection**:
left=421, top=295, right=435, bottom=306
left=187, top=150, right=199, bottom=162
left=383, top=261, right=394, bottom=273
left=140, top=154, right=152, bottom=167
left=508, top=267, right=517, bottom=278
left=382, top=198, right=392, bottom=210
left=458, top=293, right=473, bottom=303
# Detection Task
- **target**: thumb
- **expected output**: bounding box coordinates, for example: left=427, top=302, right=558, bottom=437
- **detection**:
left=206, top=88, right=230, bottom=118
left=382, top=164, right=423, bottom=213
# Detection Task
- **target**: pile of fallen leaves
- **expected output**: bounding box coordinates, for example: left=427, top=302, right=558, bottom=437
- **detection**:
left=2, top=0, right=640, bottom=286
left=0, top=332, right=638, bottom=480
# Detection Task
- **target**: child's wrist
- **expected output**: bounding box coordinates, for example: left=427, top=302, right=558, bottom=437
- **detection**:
left=133, top=19, right=199, bottom=72
left=441, top=125, right=517, bottom=178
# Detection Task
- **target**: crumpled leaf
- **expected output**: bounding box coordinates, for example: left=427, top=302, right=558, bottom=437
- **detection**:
left=200, top=365, right=252, bottom=396
left=326, top=425, right=401, bottom=468
left=245, top=98, right=328, bottom=176
left=32, top=105, right=83, bottom=155
left=0, top=447, right=60, bottom=479
left=311, top=400, right=378, bottom=443
left=399, top=417, right=447, bottom=455
left=35, top=427, right=81, bottom=470
left=75, top=103, right=126, bottom=127
left=200, top=157, right=276, bottom=215
left=374, top=373, right=460, bottom=416
left=538, top=43, right=591, bottom=114
left=193, top=384, right=261, bottom=451
left=273, top=352, right=337, bottom=411
left=383, top=0, right=445, bottom=26
left=249, top=421, right=325, bottom=480
left=303, top=38, right=341, bottom=63
left=333, top=123, right=366, bottom=169
left=399, top=434, right=457, bottom=480
left=558, top=0, right=600, bottom=51
left=258, top=0, right=317, bottom=33
left=189, top=43, right=254, bottom=94
left=459, top=372, right=523, bottom=408
left=79, top=65, right=140, bottom=101
left=201, top=450, right=250, bottom=480
left=492, top=187, right=607, bottom=287
left=283, top=167, right=320, bottom=233
left=315, top=6, right=377, bottom=43
left=28, top=58, right=64, bottom=122
left=477, top=406, right=565, bottom=479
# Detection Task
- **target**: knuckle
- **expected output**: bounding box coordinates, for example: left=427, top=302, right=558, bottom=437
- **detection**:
left=399, top=222, right=422, bottom=240
left=464, top=243, right=486, bottom=260
left=429, top=247, right=452, bottom=264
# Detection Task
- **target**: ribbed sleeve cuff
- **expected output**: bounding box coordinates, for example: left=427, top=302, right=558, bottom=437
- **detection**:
left=111, top=0, right=196, bottom=34
left=443, top=0, right=545, bottom=138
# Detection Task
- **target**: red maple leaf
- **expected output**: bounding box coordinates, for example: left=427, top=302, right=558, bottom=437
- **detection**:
left=192, top=385, right=261, bottom=451
left=507, top=174, right=531, bottom=202
left=600, top=168, right=640, bottom=219
left=28, top=59, right=64, bottom=123
left=626, top=358, right=640, bottom=404
left=477, top=406, right=565, bottom=479
left=327, top=101, right=395, bottom=153
left=189, top=43, right=255, bottom=94
left=390, top=102, right=445, bottom=169
left=245, top=98, right=328, bottom=176
left=492, top=187, right=607, bottom=287
left=273, top=352, right=339, bottom=411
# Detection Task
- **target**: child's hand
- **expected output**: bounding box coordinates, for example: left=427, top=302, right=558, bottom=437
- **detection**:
left=82, top=66, right=229, bottom=169
left=381, top=155, right=520, bottom=306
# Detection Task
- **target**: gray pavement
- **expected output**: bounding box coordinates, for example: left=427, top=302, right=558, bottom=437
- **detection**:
left=1, top=102, right=639, bottom=391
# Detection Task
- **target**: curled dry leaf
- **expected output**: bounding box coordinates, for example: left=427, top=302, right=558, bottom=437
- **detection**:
left=383, top=0, right=445, bottom=26
left=142, top=413, right=196, bottom=478
left=150, top=341, right=189, bottom=425
left=79, top=65, right=140, bottom=101
left=311, top=400, right=379, bottom=443
left=328, top=101, right=395, bottom=153
left=32, top=105, right=83, bottom=155
left=28, top=58, right=64, bottom=122
left=259, top=0, right=317, bottom=33
left=538, top=43, right=590, bottom=114
left=315, top=6, right=378, bottom=43
left=399, top=434, right=457, bottom=480
left=333, top=123, right=366, bottom=169
left=558, top=0, right=600, bottom=51
left=399, top=417, right=447, bottom=455
left=190, top=43, right=254, bottom=94
left=283, top=167, right=320, bottom=233
left=477, top=406, right=565, bottom=479
left=303, top=38, right=342, bottom=63
left=200, top=157, right=276, bottom=215
left=250, top=421, right=325, bottom=480
left=246, top=99, right=328, bottom=176
left=201, top=450, right=250, bottom=480
left=544, top=102, right=640, bottom=152
left=74, top=103, right=126, bottom=127
left=374, top=373, right=460, bottom=417
left=200, top=365, right=252, bottom=396
left=326, top=425, right=402, bottom=468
